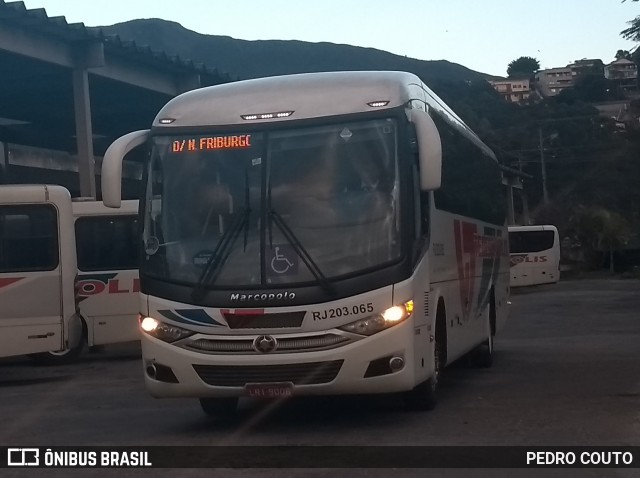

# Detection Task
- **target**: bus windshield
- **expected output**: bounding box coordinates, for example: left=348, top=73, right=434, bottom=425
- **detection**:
left=142, top=117, right=401, bottom=288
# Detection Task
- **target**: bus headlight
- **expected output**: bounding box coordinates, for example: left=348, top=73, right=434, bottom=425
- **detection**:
left=139, top=315, right=194, bottom=343
left=339, top=300, right=414, bottom=336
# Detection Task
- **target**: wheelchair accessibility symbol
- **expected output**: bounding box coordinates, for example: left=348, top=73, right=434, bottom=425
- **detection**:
left=268, top=245, right=298, bottom=276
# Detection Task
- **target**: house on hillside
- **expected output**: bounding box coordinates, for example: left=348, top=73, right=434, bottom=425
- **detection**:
left=604, top=58, right=638, bottom=94
left=533, top=67, right=574, bottom=97
left=489, top=78, right=532, bottom=104
left=567, top=58, right=605, bottom=78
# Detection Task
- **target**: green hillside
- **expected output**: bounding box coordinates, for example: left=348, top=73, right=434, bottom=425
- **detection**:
left=97, top=19, right=491, bottom=82
left=97, top=19, right=639, bottom=271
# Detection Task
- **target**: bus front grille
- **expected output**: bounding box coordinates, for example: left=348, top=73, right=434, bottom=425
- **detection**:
left=193, top=360, right=344, bottom=387
left=184, top=333, right=353, bottom=354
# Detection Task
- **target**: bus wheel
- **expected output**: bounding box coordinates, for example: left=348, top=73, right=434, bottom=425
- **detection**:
left=474, top=297, right=495, bottom=368
left=404, top=339, right=441, bottom=411
left=474, top=330, right=494, bottom=368
left=28, top=323, right=87, bottom=365
left=28, top=340, right=86, bottom=365
left=199, top=397, right=239, bottom=418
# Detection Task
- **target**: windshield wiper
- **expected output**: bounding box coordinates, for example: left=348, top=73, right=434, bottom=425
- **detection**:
left=192, top=170, right=252, bottom=301
left=267, top=209, right=333, bottom=294
left=191, top=208, right=250, bottom=301
left=266, top=182, right=334, bottom=295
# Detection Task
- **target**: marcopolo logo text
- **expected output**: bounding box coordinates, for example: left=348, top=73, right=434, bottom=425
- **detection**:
left=230, top=292, right=296, bottom=302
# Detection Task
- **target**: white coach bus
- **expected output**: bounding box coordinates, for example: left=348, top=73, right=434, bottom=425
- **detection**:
left=31, top=199, right=141, bottom=364
left=101, top=71, right=509, bottom=415
left=508, top=225, right=560, bottom=287
left=0, top=185, right=82, bottom=359
left=0, top=187, right=140, bottom=363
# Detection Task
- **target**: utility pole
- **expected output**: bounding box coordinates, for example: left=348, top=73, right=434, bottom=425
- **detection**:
left=517, top=152, right=530, bottom=224
left=538, top=125, right=549, bottom=205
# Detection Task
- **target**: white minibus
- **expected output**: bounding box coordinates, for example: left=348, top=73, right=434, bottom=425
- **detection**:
left=508, top=225, right=560, bottom=287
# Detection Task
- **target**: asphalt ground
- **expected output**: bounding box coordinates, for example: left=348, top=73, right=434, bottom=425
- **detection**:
left=1, top=278, right=639, bottom=478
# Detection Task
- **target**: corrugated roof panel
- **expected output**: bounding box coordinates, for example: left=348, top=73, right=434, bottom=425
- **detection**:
left=0, top=0, right=235, bottom=84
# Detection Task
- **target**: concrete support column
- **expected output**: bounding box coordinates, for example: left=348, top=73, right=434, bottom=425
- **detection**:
left=0, top=141, right=6, bottom=184
left=506, top=186, right=515, bottom=225
left=521, top=189, right=530, bottom=225
left=73, top=67, right=96, bottom=198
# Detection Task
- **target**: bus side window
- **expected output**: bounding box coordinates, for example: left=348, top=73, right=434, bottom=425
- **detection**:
left=0, top=206, right=58, bottom=272
left=76, top=216, right=139, bottom=272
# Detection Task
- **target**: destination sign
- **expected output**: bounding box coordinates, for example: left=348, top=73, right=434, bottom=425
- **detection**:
left=171, top=135, right=252, bottom=153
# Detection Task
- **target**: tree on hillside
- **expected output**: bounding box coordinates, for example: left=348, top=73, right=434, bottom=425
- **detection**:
left=569, top=206, right=631, bottom=272
left=615, top=49, right=632, bottom=60
left=557, top=74, right=624, bottom=103
left=621, top=0, right=640, bottom=42
left=507, top=56, right=540, bottom=79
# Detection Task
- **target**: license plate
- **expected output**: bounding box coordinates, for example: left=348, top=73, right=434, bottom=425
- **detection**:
left=245, top=382, right=293, bottom=398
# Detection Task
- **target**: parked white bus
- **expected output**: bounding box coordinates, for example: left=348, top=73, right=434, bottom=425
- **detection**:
left=508, top=225, right=560, bottom=287
left=0, top=185, right=82, bottom=359
left=32, top=199, right=141, bottom=364
left=102, top=71, right=509, bottom=415
left=0, top=187, right=140, bottom=363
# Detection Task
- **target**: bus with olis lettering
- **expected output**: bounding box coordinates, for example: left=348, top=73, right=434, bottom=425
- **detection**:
left=35, top=199, right=141, bottom=364
left=508, top=225, right=560, bottom=287
left=0, top=190, right=140, bottom=363
left=101, top=71, right=509, bottom=416
left=0, top=185, right=82, bottom=359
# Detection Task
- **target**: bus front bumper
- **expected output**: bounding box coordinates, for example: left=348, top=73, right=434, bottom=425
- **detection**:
left=140, top=319, right=428, bottom=398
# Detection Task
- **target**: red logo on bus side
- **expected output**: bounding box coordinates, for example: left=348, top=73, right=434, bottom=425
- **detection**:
left=454, top=220, right=505, bottom=321
left=76, top=278, right=140, bottom=297
left=454, top=220, right=477, bottom=322
left=510, top=255, right=548, bottom=267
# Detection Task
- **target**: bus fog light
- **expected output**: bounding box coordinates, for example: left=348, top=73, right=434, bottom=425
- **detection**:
left=389, top=356, right=405, bottom=371
left=146, top=363, right=157, bottom=379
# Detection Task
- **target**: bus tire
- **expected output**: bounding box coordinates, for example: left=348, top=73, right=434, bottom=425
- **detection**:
left=28, top=321, right=87, bottom=365
left=404, top=339, right=442, bottom=411
left=404, top=372, right=438, bottom=411
left=404, top=306, right=445, bottom=411
left=199, top=397, right=239, bottom=418
left=474, top=293, right=495, bottom=368
left=474, top=331, right=494, bottom=368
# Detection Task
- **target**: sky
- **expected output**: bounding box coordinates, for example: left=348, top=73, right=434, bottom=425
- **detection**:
left=18, top=0, right=640, bottom=77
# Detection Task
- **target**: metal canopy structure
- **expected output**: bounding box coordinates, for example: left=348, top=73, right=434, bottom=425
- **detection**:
left=0, top=1, right=233, bottom=198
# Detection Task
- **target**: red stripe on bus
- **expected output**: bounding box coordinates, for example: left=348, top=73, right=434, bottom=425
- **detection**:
left=0, top=278, right=24, bottom=288
left=222, top=309, right=265, bottom=316
left=241, top=309, right=265, bottom=315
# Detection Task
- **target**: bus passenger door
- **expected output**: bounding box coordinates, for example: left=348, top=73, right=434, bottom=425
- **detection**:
left=75, top=214, right=140, bottom=346
left=0, top=205, right=65, bottom=357
left=77, top=269, right=140, bottom=346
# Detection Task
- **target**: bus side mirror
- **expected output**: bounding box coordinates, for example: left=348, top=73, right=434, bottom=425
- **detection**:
left=102, top=130, right=150, bottom=208
left=409, top=109, right=442, bottom=191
